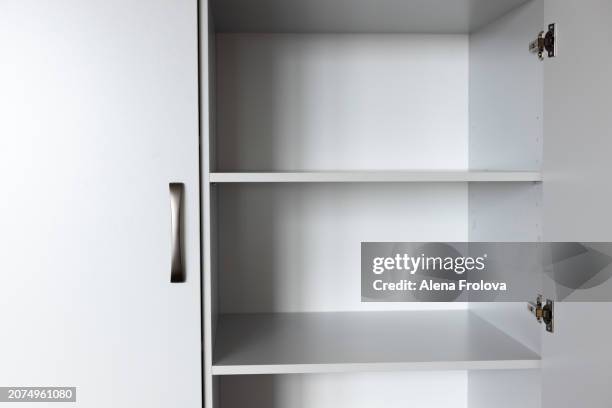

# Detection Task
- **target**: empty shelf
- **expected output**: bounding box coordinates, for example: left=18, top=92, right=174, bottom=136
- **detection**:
left=209, top=171, right=542, bottom=183
left=212, top=311, right=541, bottom=375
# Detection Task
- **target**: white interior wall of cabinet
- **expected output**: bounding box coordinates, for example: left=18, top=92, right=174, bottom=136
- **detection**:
left=469, top=0, right=543, bottom=171
left=214, top=33, right=471, bottom=314
left=203, top=5, right=219, bottom=408
left=468, top=370, right=541, bottom=408
left=218, top=183, right=468, bottom=313
left=208, top=17, right=218, bottom=171
left=468, top=183, right=542, bottom=245
left=208, top=166, right=219, bottom=402
left=207, top=2, right=546, bottom=408
left=211, top=0, right=531, bottom=34
left=467, top=1, right=543, bottom=406
left=468, top=0, right=543, bottom=352
left=209, top=185, right=220, bottom=345
left=219, top=372, right=467, bottom=408
left=467, top=186, right=541, bottom=355
left=215, top=34, right=468, bottom=171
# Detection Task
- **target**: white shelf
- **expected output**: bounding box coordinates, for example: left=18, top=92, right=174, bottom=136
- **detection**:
left=212, top=311, right=541, bottom=375
left=209, top=171, right=542, bottom=183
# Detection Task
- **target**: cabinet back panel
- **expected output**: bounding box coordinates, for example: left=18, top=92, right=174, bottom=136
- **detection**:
left=216, top=34, right=468, bottom=171
left=218, top=183, right=468, bottom=313
left=219, top=372, right=467, bottom=408
left=468, top=370, right=540, bottom=408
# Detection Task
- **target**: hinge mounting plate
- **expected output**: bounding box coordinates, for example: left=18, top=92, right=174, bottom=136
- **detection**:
left=530, top=23, right=556, bottom=60
left=527, top=294, right=554, bottom=333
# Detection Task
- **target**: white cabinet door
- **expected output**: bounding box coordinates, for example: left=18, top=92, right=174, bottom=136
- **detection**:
left=543, top=1, right=612, bottom=407
left=0, top=1, right=201, bottom=407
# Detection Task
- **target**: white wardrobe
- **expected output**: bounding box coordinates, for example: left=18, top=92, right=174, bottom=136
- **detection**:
left=1, top=0, right=612, bottom=407
left=202, top=1, right=612, bottom=408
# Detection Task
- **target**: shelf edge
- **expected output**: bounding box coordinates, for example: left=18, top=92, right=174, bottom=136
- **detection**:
left=209, top=172, right=543, bottom=183
left=212, top=359, right=541, bottom=375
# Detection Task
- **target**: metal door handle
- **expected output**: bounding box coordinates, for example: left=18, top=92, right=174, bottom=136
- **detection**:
left=169, top=183, right=185, bottom=283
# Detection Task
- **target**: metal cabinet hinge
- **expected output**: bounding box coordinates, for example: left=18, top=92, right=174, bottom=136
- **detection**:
left=529, top=23, right=556, bottom=60
left=527, top=295, right=554, bottom=333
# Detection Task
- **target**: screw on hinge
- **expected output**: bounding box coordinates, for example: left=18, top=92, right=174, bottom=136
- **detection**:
left=529, top=31, right=546, bottom=60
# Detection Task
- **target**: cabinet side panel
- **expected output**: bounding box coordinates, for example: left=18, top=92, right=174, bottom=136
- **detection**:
left=468, top=183, right=542, bottom=355
left=201, top=2, right=217, bottom=407
left=469, top=0, right=543, bottom=170
left=468, top=0, right=544, bottom=361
